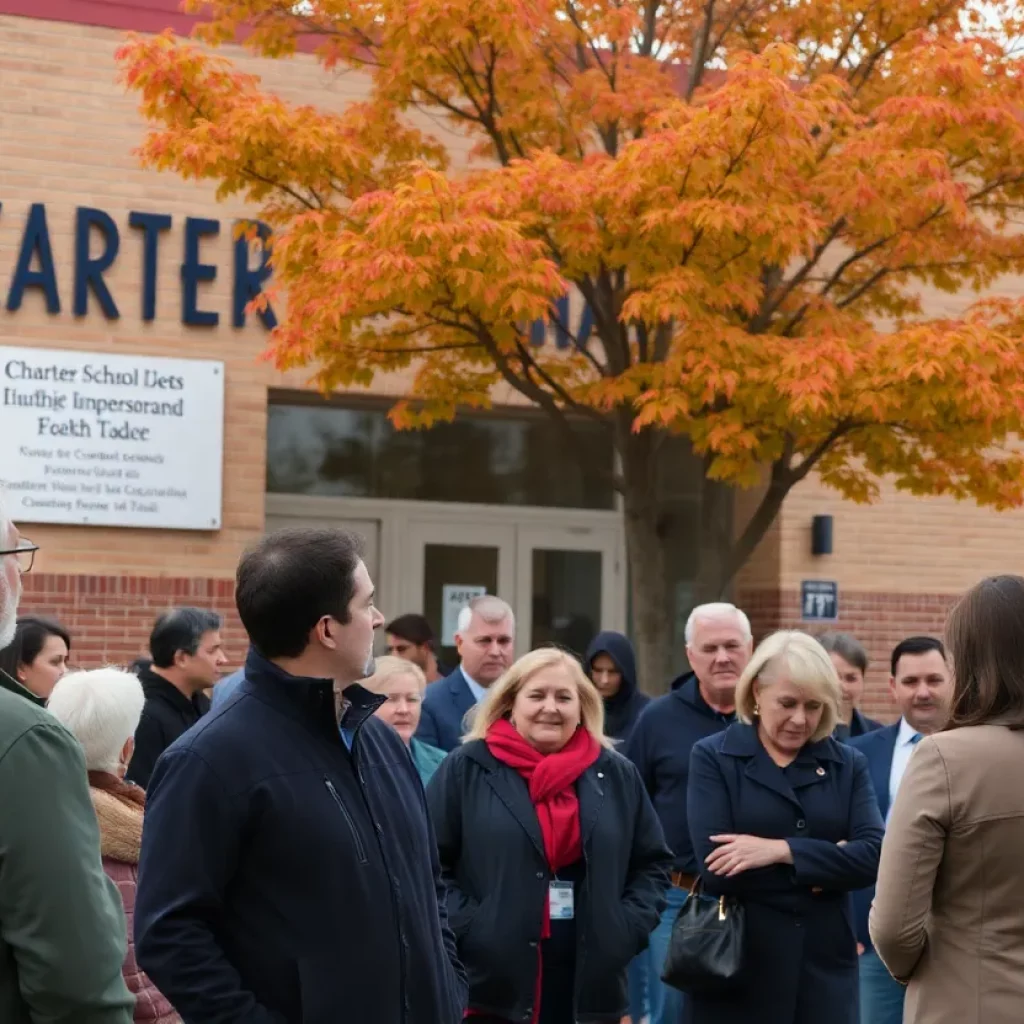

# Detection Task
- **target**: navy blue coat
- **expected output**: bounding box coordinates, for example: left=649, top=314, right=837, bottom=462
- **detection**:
left=427, top=740, right=672, bottom=1023
left=847, top=722, right=900, bottom=952
left=417, top=667, right=477, bottom=752
left=585, top=631, right=650, bottom=746
left=625, top=673, right=735, bottom=873
left=135, top=649, right=467, bottom=1024
left=686, top=723, right=884, bottom=1024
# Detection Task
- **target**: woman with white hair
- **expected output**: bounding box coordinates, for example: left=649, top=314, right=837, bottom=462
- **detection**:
left=361, top=655, right=447, bottom=785
left=47, top=668, right=179, bottom=1024
left=684, top=631, right=884, bottom=1024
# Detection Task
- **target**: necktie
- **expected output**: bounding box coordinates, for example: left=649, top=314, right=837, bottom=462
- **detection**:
left=910, top=732, right=922, bottom=745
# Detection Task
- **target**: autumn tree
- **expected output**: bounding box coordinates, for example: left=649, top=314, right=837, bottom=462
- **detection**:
left=118, top=0, right=1024, bottom=687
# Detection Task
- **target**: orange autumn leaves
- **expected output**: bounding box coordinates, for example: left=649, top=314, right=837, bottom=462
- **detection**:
left=117, top=0, right=1024, bottom=514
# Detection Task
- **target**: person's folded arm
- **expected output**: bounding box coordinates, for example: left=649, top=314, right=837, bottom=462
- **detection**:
left=786, top=753, right=884, bottom=891
left=687, top=742, right=796, bottom=896
left=134, top=748, right=283, bottom=1024
left=869, top=740, right=950, bottom=981
left=0, top=721, right=134, bottom=1024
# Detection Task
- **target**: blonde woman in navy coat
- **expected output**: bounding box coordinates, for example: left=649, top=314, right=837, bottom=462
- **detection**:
left=686, top=631, right=883, bottom=1024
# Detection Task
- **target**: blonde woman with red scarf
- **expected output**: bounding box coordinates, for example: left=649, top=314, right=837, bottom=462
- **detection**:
left=426, top=647, right=672, bottom=1024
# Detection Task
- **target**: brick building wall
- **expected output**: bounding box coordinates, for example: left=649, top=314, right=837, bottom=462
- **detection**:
left=18, top=572, right=248, bottom=670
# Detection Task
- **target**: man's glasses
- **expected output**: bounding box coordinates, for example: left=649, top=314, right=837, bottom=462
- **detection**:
left=0, top=539, right=39, bottom=574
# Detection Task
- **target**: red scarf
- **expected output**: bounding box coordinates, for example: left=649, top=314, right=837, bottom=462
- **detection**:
left=485, top=718, right=600, bottom=872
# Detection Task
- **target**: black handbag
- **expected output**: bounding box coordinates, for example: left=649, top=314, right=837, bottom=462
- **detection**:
left=660, top=879, right=746, bottom=996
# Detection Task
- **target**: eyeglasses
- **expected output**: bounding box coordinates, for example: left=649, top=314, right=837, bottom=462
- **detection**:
left=0, top=539, right=39, bottom=574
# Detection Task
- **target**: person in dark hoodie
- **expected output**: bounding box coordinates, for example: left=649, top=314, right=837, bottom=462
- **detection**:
left=585, top=631, right=652, bottom=1023
left=585, top=632, right=650, bottom=746
left=625, top=602, right=753, bottom=1024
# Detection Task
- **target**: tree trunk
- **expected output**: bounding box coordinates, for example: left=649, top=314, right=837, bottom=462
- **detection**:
left=692, top=469, right=734, bottom=603
left=619, top=427, right=674, bottom=693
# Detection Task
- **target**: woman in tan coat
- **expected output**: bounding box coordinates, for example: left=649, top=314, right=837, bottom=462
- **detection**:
left=870, top=574, right=1024, bottom=1024
left=47, top=667, right=179, bottom=1024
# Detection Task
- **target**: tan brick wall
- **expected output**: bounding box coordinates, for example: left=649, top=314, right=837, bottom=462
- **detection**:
left=0, top=13, right=474, bottom=579
left=18, top=571, right=248, bottom=670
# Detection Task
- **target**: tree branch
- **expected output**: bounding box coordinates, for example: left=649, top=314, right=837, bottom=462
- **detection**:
left=722, top=422, right=856, bottom=586
left=686, top=0, right=716, bottom=101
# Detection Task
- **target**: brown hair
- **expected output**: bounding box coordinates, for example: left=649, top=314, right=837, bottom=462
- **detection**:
left=945, top=575, right=1024, bottom=730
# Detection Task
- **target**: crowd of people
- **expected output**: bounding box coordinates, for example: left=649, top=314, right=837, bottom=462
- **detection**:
left=2, top=493, right=1024, bottom=1024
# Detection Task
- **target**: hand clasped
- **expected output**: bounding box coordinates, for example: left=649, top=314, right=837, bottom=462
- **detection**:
left=705, top=834, right=793, bottom=877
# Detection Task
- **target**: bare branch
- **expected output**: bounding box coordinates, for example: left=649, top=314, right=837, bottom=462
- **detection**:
left=686, top=0, right=716, bottom=101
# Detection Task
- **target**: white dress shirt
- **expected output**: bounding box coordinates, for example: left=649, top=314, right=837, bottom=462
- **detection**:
left=886, top=717, right=922, bottom=824
left=461, top=668, right=488, bottom=706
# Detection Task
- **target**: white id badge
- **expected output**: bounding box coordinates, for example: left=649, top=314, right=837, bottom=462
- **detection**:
left=549, top=881, right=574, bottom=920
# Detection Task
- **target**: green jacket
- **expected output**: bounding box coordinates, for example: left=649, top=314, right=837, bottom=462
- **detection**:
left=0, top=670, right=134, bottom=1024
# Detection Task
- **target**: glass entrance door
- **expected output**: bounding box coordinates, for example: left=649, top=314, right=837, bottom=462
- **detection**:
left=403, top=520, right=516, bottom=668
left=515, top=524, right=624, bottom=660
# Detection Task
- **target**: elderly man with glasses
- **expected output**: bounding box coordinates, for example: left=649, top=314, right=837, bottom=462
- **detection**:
left=0, top=494, right=133, bottom=1024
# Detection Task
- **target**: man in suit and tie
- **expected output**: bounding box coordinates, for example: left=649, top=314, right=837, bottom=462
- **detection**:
left=849, top=635, right=952, bottom=1024
left=416, top=595, right=514, bottom=751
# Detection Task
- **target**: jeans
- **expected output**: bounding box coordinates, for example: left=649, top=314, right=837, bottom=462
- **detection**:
left=859, top=948, right=905, bottom=1024
left=627, top=948, right=651, bottom=1022
left=648, top=884, right=688, bottom=1024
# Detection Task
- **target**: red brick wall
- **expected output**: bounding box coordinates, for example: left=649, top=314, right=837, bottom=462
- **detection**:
left=737, top=587, right=957, bottom=723
left=17, top=573, right=248, bottom=672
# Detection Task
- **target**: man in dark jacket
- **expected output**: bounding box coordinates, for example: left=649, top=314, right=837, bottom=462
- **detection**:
left=0, top=503, right=134, bottom=1024
left=135, top=526, right=467, bottom=1024
left=625, top=602, right=753, bottom=1024
left=126, top=606, right=227, bottom=787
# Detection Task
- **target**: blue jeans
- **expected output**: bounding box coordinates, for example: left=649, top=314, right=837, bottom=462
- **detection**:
left=627, top=949, right=650, bottom=1022
left=859, top=948, right=905, bottom=1024
left=648, top=884, right=689, bottom=1024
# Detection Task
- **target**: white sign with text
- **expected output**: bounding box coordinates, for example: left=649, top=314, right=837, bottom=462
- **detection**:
left=441, top=584, right=488, bottom=645
left=0, top=346, right=224, bottom=530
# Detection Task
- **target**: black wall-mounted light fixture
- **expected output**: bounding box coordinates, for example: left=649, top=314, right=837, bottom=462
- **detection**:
left=811, top=515, right=833, bottom=556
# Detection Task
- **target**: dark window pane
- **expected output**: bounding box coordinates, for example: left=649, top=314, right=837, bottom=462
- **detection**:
left=422, top=545, right=499, bottom=669
left=531, top=549, right=602, bottom=659
left=266, top=399, right=614, bottom=510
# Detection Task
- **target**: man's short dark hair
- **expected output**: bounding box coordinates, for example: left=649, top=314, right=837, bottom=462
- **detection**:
left=150, top=607, right=222, bottom=668
left=236, top=527, right=363, bottom=660
left=817, top=632, right=869, bottom=675
left=385, top=614, right=435, bottom=650
left=891, top=636, right=946, bottom=678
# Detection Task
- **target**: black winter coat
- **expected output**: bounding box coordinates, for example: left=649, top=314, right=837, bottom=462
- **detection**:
left=135, top=649, right=467, bottom=1024
left=126, top=665, right=210, bottom=789
left=686, top=723, right=883, bottom=1024
left=426, top=739, right=672, bottom=1024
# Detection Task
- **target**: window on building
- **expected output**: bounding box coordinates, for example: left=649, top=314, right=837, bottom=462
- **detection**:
left=266, top=396, right=616, bottom=510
